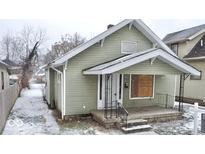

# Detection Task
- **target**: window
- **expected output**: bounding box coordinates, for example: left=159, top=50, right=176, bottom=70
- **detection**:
left=1, top=72, right=4, bottom=90
left=171, top=43, right=178, bottom=55
left=190, top=71, right=202, bottom=80
left=201, top=40, right=204, bottom=47
left=121, top=41, right=138, bottom=54
left=130, top=75, right=154, bottom=99
left=99, top=75, right=102, bottom=100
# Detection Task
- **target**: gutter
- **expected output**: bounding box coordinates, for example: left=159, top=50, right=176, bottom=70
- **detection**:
left=184, top=56, right=205, bottom=61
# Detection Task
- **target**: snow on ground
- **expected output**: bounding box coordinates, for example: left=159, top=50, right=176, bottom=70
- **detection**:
left=152, top=103, right=205, bottom=135
left=2, top=82, right=205, bottom=135
left=2, top=82, right=157, bottom=135
left=2, top=82, right=59, bottom=135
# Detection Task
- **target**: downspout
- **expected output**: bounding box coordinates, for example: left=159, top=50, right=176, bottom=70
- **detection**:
left=50, top=66, right=64, bottom=119
left=63, top=61, right=68, bottom=119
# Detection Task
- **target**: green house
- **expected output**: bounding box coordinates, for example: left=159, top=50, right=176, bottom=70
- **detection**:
left=44, top=20, right=200, bottom=126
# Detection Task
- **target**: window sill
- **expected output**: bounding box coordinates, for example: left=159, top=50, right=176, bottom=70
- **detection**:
left=129, top=97, right=154, bottom=100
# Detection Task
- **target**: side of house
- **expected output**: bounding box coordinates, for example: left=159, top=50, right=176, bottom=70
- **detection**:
left=0, top=62, right=10, bottom=91
left=0, top=61, right=19, bottom=133
left=164, top=25, right=205, bottom=101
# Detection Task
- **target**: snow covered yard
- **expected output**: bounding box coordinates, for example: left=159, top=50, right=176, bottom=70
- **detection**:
left=2, top=82, right=205, bottom=135
left=1, top=82, right=157, bottom=135
left=152, top=103, right=205, bottom=135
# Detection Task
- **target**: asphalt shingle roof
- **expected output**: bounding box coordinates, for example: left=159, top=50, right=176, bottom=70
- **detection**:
left=163, top=24, right=205, bottom=44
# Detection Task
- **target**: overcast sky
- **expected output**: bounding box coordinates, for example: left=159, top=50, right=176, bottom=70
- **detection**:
left=1, top=19, right=205, bottom=54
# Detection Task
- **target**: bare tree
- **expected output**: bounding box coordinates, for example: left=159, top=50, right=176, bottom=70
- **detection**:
left=1, top=32, right=13, bottom=60
left=0, top=26, right=47, bottom=65
left=20, top=26, right=46, bottom=61
left=21, top=42, right=39, bottom=89
left=41, top=32, right=85, bottom=65
left=52, top=32, right=86, bottom=57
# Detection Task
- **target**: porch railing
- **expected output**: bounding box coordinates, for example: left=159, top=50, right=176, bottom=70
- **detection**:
left=104, top=100, right=118, bottom=119
left=156, top=93, right=175, bottom=108
left=117, top=102, right=129, bottom=127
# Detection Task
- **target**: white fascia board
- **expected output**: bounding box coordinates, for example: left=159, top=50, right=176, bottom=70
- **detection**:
left=184, top=56, right=205, bottom=61
left=53, top=19, right=133, bottom=66
left=188, top=29, right=205, bottom=40
left=158, top=52, right=201, bottom=76
left=87, top=50, right=161, bottom=75
left=83, top=49, right=200, bottom=76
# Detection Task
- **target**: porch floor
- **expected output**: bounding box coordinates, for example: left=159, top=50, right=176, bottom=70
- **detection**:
left=91, top=106, right=183, bottom=128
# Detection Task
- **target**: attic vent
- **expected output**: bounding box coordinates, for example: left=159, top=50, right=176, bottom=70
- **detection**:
left=121, top=41, right=138, bottom=54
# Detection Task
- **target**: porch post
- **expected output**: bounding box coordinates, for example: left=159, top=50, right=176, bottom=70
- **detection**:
left=179, top=74, right=185, bottom=112
left=104, top=74, right=109, bottom=119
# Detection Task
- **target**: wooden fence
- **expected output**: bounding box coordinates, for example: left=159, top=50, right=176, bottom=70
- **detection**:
left=0, top=83, right=19, bottom=133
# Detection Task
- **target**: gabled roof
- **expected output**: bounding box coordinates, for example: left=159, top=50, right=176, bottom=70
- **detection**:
left=0, top=60, right=9, bottom=68
left=2, top=59, right=21, bottom=67
left=163, top=24, right=205, bottom=44
left=83, top=48, right=201, bottom=76
left=52, top=19, right=176, bottom=67
left=184, top=34, right=205, bottom=59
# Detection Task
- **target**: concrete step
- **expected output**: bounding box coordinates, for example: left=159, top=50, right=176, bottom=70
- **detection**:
left=119, top=119, right=148, bottom=127
left=121, top=124, right=152, bottom=134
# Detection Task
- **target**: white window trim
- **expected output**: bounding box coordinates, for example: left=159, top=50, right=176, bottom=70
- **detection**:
left=129, top=74, right=155, bottom=100
left=121, top=41, right=138, bottom=54
left=116, top=74, right=124, bottom=104
left=97, top=75, right=105, bottom=109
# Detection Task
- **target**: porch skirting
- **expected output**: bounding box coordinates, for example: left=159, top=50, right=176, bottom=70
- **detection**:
left=91, top=106, right=183, bottom=128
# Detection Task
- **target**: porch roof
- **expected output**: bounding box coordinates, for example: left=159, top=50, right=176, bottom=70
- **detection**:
left=83, top=48, right=201, bottom=76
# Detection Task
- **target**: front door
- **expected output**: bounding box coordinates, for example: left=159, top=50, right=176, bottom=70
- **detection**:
left=97, top=74, right=123, bottom=110
left=107, top=74, right=118, bottom=108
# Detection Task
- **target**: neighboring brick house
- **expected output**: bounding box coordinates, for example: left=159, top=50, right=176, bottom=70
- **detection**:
left=163, top=24, right=205, bottom=102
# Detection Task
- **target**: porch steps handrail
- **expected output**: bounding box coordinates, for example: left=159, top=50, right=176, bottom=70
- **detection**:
left=117, top=102, right=129, bottom=127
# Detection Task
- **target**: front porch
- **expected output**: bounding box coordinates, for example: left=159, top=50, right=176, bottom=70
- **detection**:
left=91, top=106, right=183, bottom=129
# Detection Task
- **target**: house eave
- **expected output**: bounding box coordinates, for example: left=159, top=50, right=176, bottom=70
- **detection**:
left=83, top=48, right=201, bottom=76
left=184, top=56, right=205, bottom=61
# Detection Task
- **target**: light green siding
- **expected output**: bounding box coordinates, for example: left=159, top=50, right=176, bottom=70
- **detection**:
left=184, top=60, right=205, bottom=100
left=65, top=25, right=153, bottom=115
left=118, top=59, right=181, bottom=75
left=123, top=74, right=176, bottom=108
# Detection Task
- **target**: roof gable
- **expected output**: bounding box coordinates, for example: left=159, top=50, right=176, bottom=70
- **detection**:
left=83, top=48, right=200, bottom=76
left=184, top=34, right=205, bottom=59
left=52, top=19, right=175, bottom=66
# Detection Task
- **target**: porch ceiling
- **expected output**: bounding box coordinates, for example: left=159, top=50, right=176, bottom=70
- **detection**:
left=83, top=48, right=201, bottom=76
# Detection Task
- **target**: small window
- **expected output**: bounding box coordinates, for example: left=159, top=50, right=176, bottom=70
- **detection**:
left=121, top=41, right=137, bottom=54
left=130, top=75, right=154, bottom=99
left=190, top=71, right=202, bottom=80
left=171, top=43, right=178, bottom=55
left=201, top=40, right=204, bottom=47
left=1, top=72, right=4, bottom=90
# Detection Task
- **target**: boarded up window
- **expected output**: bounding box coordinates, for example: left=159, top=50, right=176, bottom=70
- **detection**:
left=121, top=41, right=137, bottom=54
left=131, top=75, right=154, bottom=98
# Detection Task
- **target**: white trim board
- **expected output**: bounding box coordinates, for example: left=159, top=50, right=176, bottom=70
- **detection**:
left=51, top=19, right=176, bottom=67
left=83, top=48, right=201, bottom=76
